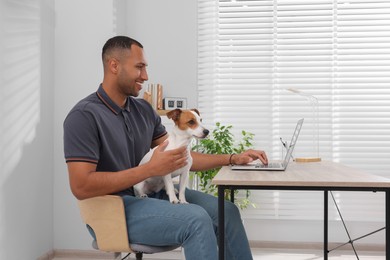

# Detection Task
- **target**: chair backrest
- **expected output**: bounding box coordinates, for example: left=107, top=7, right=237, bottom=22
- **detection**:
left=78, top=195, right=133, bottom=253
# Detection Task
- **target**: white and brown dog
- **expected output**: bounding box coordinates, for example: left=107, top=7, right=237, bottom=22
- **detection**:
left=134, top=109, right=209, bottom=204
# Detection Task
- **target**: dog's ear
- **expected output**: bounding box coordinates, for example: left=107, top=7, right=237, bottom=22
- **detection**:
left=191, top=108, right=200, bottom=116
left=166, top=109, right=182, bottom=121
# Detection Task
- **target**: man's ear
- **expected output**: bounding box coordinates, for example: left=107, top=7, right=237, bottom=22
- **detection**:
left=108, top=58, right=120, bottom=74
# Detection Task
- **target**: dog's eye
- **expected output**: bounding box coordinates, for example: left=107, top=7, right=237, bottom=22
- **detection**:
left=188, top=120, right=195, bottom=126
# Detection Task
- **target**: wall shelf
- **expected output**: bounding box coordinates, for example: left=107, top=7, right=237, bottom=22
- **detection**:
left=157, top=109, right=169, bottom=116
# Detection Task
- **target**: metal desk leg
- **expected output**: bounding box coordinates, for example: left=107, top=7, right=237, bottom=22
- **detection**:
left=324, top=190, right=328, bottom=260
left=218, top=185, right=225, bottom=260
left=386, top=190, right=389, bottom=260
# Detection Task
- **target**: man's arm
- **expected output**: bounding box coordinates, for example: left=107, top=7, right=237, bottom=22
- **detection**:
left=190, top=149, right=268, bottom=172
left=68, top=141, right=187, bottom=200
left=67, top=161, right=156, bottom=200
left=151, top=133, right=168, bottom=148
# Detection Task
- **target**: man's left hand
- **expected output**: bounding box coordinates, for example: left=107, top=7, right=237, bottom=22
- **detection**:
left=231, top=149, right=268, bottom=165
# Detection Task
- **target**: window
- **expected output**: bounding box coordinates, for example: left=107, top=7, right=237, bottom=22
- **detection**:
left=198, top=0, right=390, bottom=223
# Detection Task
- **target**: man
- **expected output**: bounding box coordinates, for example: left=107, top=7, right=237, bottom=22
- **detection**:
left=64, top=36, right=268, bottom=260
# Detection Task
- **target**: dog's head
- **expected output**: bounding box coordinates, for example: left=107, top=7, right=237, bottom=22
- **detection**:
left=166, top=109, right=209, bottom=139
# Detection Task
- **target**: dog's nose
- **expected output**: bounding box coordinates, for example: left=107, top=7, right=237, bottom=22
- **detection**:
left=203, top=129, right=210, bottom=136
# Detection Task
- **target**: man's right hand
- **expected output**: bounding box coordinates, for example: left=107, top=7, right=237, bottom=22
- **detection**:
left=148, top=140, right=188, bottom=177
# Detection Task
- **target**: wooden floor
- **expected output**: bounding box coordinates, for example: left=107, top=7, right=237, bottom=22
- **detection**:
left=51, top=247, right=385, bottom=260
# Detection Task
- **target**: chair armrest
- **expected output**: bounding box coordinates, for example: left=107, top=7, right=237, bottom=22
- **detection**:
left=78, top=195, right=132, bottom=252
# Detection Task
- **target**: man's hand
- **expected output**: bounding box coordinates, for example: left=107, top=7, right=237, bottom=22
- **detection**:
left=148, top=140, right=188, bottom=176
left=231, top=149, right=268, bottom=165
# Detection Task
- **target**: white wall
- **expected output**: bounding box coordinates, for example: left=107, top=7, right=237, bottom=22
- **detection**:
left=126, top=0, right=198, bottom=109
left=53, top=0, right=118, bottom=250
left=0, top=0, right=55, bottom=259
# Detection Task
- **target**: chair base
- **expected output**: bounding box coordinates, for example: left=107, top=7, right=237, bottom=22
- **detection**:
left=113, top=252, right=143, bottom=260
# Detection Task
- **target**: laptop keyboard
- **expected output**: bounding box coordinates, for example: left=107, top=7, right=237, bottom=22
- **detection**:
left=255, top=162, right=281, bottom=168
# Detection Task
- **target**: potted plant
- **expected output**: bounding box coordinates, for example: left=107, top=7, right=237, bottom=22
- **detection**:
left=192, top=122, right=255, bottom=209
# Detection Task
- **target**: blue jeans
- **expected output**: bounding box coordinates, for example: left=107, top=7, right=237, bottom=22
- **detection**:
left=122, top=188, right=253, bottom=260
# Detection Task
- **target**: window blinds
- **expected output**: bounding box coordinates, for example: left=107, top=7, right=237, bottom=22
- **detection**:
left=198, top=0, right=390, bottom=222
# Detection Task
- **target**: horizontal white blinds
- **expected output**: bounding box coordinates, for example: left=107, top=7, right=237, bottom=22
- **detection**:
left=198, top=0, right=390, bottom=222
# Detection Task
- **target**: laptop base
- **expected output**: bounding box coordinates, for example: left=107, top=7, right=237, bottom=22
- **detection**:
left=295, top=157, right=321, bottom=163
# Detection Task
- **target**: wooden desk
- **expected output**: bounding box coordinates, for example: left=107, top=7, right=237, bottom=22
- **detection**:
left=212, top=161, right=390, bottom=260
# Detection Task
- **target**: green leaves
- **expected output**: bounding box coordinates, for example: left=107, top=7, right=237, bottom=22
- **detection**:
left=192, top=122, right=255, bottom=209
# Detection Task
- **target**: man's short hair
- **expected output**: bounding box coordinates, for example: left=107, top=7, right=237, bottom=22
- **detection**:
left=102, top=36, right=143, bottom=64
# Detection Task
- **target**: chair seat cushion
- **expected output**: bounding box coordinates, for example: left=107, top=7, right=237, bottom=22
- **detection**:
left=92, top=240, right=179, bottom=254
left=130, top=243, right=179, bottom=254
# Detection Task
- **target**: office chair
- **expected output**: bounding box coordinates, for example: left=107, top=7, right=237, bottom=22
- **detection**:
left=78, top=195, right=179, bottom=260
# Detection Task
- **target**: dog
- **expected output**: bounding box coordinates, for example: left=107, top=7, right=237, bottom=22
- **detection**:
left=133, top=108, right=209, bottom=204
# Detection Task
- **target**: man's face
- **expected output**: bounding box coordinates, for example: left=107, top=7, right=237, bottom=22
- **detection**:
left=117, top=45, right=148, bottom=97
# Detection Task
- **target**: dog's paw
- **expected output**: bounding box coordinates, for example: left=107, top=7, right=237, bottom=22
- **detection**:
left=140, top=194, right=148, bottom=198
left=179, top=200, right=189, bottom=204
left=169, top=197, right=180, bottom=204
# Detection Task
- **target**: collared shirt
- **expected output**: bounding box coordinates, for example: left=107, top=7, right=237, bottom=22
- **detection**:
left=63, top=84, right=167, bottom=196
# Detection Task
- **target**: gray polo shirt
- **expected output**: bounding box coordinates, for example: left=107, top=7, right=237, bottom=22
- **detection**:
left=63, top=84, right=167, bottom=196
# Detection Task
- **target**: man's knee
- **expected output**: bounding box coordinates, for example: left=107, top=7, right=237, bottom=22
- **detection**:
left=184, top=204, right=215, bottom=234
left=186, top=204, right=213, bottom=225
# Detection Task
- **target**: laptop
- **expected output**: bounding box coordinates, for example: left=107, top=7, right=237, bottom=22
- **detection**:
left=231, top=118, right=304, bottom=171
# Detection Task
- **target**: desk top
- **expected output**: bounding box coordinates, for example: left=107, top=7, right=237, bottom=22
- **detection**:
left=212, top=161, right=390, bottom=189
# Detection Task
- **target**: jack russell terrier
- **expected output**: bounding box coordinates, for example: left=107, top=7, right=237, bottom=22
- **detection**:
left=134, top=108, right=209, bottom=204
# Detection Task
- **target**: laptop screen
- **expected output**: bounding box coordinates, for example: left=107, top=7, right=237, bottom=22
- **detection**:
left=282, top=118, right=304, bottom=166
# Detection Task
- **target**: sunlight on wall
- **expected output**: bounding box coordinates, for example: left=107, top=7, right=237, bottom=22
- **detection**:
left=0, top=0, right=40, bottom=181
left=0, top=0, right=41, bottom=257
